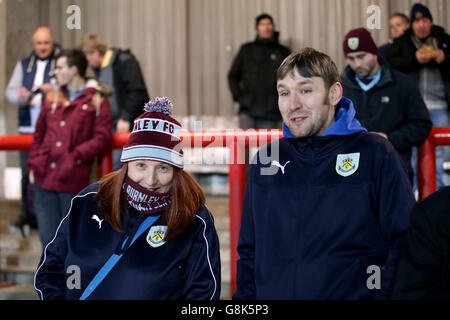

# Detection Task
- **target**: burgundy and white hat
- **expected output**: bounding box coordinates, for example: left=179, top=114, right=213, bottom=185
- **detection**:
left=120, top=97, right=183, bottom=168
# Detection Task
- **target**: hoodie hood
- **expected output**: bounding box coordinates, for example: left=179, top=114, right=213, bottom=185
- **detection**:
left=255, top=31, right=281, bottom=45
left=282, top=96, right=367, bottom=138
left=85, top=78, right=114, bottom=97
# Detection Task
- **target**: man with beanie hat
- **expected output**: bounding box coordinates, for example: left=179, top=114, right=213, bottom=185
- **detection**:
left=228, top=13, right=291, bottom=129
left=387, top=3, right=450, bottom=188
left=341, top=27, right=432, bottom=186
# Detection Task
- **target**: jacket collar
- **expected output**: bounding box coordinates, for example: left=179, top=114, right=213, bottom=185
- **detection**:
left=341, top=57, right=393, bottom=90
left=254, top=31, right=281, bottom=45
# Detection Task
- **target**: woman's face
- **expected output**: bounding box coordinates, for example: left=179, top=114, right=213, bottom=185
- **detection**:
left=127, top=160, right=174, bottom=193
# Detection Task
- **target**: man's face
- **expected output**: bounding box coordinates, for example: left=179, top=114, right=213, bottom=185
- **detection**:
left=84, top=49, right=104, bottom=68
left=54, top=57, right=75, bottom=86
left=257, top=18, right=274, bottom=39
left=389, top=16, right=409, bottom=39
left=33, top=29, right=54, bottom=60
left=277, top=70, right=336, bottom=138
left=345, top=51, right=379, bottom=78
left=412, top=17, right=432, bottom=39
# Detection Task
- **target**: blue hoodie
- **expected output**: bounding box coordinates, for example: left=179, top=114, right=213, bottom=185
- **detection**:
left=234, top=96, right=414, bottom=300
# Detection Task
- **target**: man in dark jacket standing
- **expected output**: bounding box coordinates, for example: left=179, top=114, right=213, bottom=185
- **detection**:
left=387, top=3, right=450, bottom=187
left=392, top=186, right=450, bottom=300
left=228, top=13, right=291, bottom=129
left=234, top=48, right=414, bottom=300
left=79, top=34, right=149, bottom=170
left=341, top=28, right=432, bottom=185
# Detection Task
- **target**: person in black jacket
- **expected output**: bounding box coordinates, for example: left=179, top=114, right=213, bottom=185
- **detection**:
left=378, top=13, right=410, bottom=59
left=341, top=28, right=432, bottom=185
left=386, top=3, right=450, bottom=187
left=79, top=34, right=150, bottom=170
left=392, top=186, right=450, bottom=300
left=228, top=13, right=291, bottom=129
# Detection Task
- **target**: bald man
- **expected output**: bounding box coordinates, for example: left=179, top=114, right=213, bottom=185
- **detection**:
left=5, top=26, right=61, bottom=234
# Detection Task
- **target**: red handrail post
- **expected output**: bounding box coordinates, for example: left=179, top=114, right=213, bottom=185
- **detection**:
left=228, top=135, right=247, bottom=297
left=97, top=148, right=113, bottom=179
left=418, top=134, right=436, bottom=200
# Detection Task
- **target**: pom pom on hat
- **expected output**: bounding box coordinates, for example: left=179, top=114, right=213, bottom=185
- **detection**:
left=144, top=96, right=173, bottom=115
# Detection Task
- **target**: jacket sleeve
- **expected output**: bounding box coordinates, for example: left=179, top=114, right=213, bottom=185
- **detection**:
left=232, top=165, right=256, bottom=300
left=387, top=75, right=432, bottom=151
left=386, top=37, right=422, bottom=73
left=34, top=211, right=69, bottom=300
left=438, top=31, right=450, bottom=78
left=71, top=98, right=112, bottom=162
left=227, top=46, right=244, bottom=102
left=391, top=202, right=443, bottom=299
left=28, top=101, right=49, bottom=171
left=5, top=61, right=23, bottom=106
left=182, top=209, right=221, bottom=300
left=116, top=54, right=149, bottom=122
left=376, top=144, right=415, bottom=299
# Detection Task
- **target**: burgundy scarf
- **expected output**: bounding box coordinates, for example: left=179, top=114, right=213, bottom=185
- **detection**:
left=122, top=175, right=171, bottom=214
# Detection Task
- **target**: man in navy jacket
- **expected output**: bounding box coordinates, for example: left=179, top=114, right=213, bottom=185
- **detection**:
left=233, top=48, right=415, bottom=300
left=341, top=28, right=431, bottom=186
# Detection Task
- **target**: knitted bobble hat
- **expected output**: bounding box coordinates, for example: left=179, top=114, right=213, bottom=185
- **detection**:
left=120, top=97, right=183, bottom=168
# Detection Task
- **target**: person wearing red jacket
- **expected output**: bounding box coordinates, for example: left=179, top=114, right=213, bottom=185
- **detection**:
left=28, top=49, right=112, bottom=247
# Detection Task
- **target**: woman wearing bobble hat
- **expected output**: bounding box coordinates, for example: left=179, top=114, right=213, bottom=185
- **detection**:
left=34, top=97, right=221, bottom=300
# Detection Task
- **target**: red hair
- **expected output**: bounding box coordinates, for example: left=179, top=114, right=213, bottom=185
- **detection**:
left=94, top=163, right=205, bottom=241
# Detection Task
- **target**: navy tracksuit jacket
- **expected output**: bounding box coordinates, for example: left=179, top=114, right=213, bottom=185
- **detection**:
left=234, top=97, right=415, bottom=300
left=34, top=183, right=221, bottom=300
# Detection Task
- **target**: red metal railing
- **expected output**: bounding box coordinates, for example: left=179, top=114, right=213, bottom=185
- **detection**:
left=418, top=127, right=450, bottom=200
left=0, top=129, right=283, bottom=295
left=1, top=127, right=449, bottom=294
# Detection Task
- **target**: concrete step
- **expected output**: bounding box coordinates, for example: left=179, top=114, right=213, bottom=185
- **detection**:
left=1, top=249, right=41, bottom=268
left=0, top=265, right=36, bottom=285
left=0, top=200, right=21, bottom=215
left=0, top=234, right=42, bottom=252
left=0, top=284, right=38, bottom=300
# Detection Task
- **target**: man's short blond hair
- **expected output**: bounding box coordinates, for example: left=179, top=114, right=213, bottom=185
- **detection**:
left=79, top=34, right=107, bottom=55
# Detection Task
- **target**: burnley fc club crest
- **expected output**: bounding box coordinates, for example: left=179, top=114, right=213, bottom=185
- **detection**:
left=348, top=37, right=359, bottom=50
left=146, top=225, right=168, bottom=248
left=336, top=153, right=360, bottom=177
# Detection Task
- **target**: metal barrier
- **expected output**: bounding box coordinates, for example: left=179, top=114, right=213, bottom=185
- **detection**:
left=0, top=129, right=283, bottom=295
left=418, top=127, right=450, bottom=200
left=1, top=127, right=449, bottom=294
